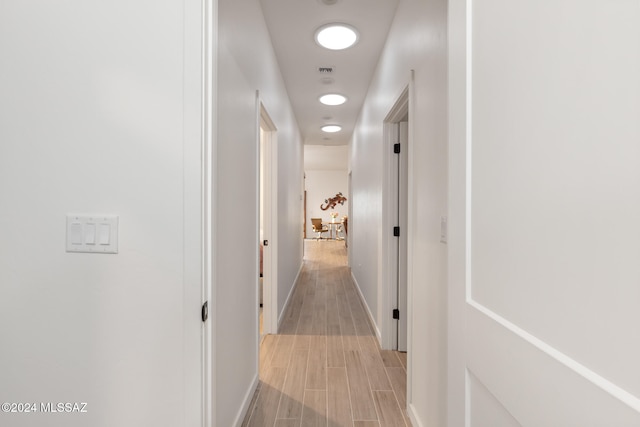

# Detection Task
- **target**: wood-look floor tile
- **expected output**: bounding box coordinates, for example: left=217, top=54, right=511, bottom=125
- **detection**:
left=279, top=292, right=303, bottom=335
left=335, top=287, right=352, bottom=317
left=247, top=367, right=287, bottom=427
left=353, top=421, right=380, bottom=427
left=345, top=350, right=377, bottom=421
left=373, top=390, right=406, bottom=427
left=342, top=334, right=361, bottom=352
left=347, top=297, right=373, bottom=337
left=339, top=312, right=357, bottom=337
left=306, top=335, right=327, bottom=390
left=271, top=335, right=295, bottom=368
left=311, top=288, right=327, bottom=335
left=326, top=291, right=341, bottom=329
left=277, top=348, right=309, bottom=419
left=326, top=305, right=340, bottom=321
left=297, top=285, right=316, bottom=335
left=293, top=334, right=311, bottom=351
left=301, top=389, right=327, bottom=427
left=327, top=367, right=353, bottom=427
left=275, top=419, right=301, bottom=427
left=386, top=367, right=409, bottom=425
left=297, top=311, right=314, bottom=335
left=326, top=325, right=345, bottom=368
left=260, top=334, right=279, bottom=374
left=379, top=350, right=403, bottom=368
left=396, top=352, right=407, bottom=371
left=358, top=336, right=392, bottom=391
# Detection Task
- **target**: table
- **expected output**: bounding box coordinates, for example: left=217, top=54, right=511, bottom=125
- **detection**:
left=327, top=219, right=344, bottom=240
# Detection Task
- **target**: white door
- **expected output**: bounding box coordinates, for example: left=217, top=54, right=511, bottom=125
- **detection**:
left=396, top=121, right=408, bottom=352
left=386, top=120, right=409, bottom=352
left=449, top=1, right=640, bottom=426
left=259, top=102, right=278, bottom=336
left=383, top=87, right=411, bottom=352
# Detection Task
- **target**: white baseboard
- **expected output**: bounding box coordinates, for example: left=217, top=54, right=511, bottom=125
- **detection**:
left=350, top=271, right=382, bottom=344
left=277, top=262, right=304, bottom=330
left=407, top=403, right=424, bottom=427
left=232, top=373, right=260, bottom=427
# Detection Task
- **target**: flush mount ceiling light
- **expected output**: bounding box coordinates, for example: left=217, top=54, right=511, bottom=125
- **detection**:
left=321, top=125, right=342, bottom=133
left=319, top=94, right=347, bottom=106
left=315, top=24, right=359, bottom=50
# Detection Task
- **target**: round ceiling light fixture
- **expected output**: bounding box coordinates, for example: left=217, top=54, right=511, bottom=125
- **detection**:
left=319, top=94, right=347, bottom=106
left=315, top=24, right=359, bottom=50
left=321, top=125, right=342, bottom=133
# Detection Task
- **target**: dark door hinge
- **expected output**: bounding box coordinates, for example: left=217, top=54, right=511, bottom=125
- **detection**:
left=393, top=226, right=400, bottom=237
left=394, top=143, right=401, bottom=154
left=201, top=301, right=208, bottom=322
left=393, top=309, right=400, bottom=319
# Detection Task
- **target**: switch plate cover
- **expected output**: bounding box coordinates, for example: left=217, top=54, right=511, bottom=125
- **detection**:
left=66, top=215, right=118, bottom=254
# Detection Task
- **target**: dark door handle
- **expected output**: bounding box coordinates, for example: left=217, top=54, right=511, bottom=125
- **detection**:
left=201, top=301, right=208, bottom=322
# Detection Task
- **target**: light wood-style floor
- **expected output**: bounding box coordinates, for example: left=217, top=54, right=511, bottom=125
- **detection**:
left=242, top=240, right=411, bottom=427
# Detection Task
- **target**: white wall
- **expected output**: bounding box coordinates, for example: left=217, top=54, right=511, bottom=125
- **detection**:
left=449, top=0, right=640, bottom=425
left=0, top=1, right=203, bottom=426
left=349, top=0, right=448, bottom=425
left=216, top=0, right=304, bottom=425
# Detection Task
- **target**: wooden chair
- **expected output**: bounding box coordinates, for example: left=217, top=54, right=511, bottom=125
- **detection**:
left=311, top=218, right=329, bottom=240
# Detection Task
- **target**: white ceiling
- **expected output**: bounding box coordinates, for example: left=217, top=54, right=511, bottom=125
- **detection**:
left=259, top=0, right=400, bottom=146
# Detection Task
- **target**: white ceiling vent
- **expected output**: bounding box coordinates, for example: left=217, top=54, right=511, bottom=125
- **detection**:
left=317, top=66, right=335, bottom=74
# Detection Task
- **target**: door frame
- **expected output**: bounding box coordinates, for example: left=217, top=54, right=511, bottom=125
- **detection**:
left=202, top=0, right=217, bottom=425
left=257, top=95, right=279, bottom=336
left=380, top=75, right=414, bottom=353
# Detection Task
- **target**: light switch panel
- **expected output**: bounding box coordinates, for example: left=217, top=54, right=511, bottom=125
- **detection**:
left=66, top=215, right=118, bottom=254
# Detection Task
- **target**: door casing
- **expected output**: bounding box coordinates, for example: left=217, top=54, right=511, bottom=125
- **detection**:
left=381, top=81, right=412, bottom=353
left=257, top=96, right=278, bottom=336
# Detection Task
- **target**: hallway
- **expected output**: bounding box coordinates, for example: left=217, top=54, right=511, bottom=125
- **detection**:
left=242, top=240, right=410, bottom=427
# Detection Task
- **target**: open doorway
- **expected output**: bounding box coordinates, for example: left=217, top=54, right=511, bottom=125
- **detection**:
left=303, top=146, right=350, bottom=243
left=258, top=100, right=278, bottom=338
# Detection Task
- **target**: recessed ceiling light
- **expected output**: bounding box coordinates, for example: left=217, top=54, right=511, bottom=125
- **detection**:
left=315, top=24, right=359, bottom=50
left=319, top=94, right=347, bottom=106
left=321, top=125, right=342, bottom=133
